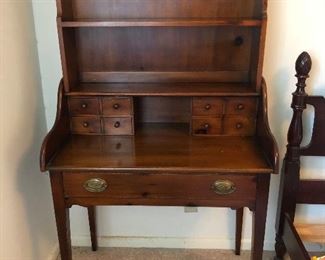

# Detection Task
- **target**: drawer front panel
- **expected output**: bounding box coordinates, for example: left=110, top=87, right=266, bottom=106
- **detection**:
left=224, top=116, right=255, bottom=136
left=192, top=97, right=223, bottom=116
left=69, top=97, right=100, bottom=115
left=102, top=97, right=133, bottom=116
left=225, top=97, right=257, bottom=115
left=63, top=173, right=257, bottom=203
left=192, top=117, right=222, bottom=135
left=103, top=117, right=134, bottom=135
left=71, top=116, right=101, bottom=134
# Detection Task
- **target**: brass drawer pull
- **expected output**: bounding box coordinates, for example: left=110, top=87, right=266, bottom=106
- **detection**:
left=113, top=103, right=120, bottom=109
left=81, top=103, right=88, bottom=108
left=83, top=122, right=89, bottom=128
left=205, top=104, right=211, bottom=110
left=84, top=178, right=108, bottom=193
left=212, top=180, right=236, bottom=195
left=114, top=121, right=121, bottom=128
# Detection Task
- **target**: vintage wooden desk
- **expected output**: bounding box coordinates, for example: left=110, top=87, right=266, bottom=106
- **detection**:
left=40, top=1, right=278, bottom=259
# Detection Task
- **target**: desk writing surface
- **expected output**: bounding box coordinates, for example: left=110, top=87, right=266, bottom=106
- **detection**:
left=49, top=123, right=272, bottom=173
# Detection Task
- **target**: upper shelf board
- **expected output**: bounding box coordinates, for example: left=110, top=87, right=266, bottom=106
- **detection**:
left=59, top=18, right=263, bottom=27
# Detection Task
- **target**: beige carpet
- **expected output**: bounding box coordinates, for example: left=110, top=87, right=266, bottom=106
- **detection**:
left=61, top=247, right=276, bottom=260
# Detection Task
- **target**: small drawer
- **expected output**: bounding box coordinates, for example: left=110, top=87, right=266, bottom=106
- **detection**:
left=225, top=97, right=257, bottom=115
left=103, top=117, right=134, bottom=135
left=69, top=97, right=100, bottom=115
left=223, top=116, right=255, bottom=136
left=71, top=116, right=101, bottom=134
left=192, top=97, right=224, bottom=116
left=102, top=97, right=133, bottom=116
left=63, top=172, right=257, bottom=206
left=192, top=117, right=222, bottom=135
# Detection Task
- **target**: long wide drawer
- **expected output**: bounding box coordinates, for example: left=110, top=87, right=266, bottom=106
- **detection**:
left=63, top=172, right=257, bottom=203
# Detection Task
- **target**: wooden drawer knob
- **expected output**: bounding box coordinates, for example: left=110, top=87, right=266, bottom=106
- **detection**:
left=236, top=123, right=243, bottom=129
left=205, top=104, right=211, bottom=110
left=81, top=103, right=88, bottom=108
left=204, top=123, right=210, bottom=129
left=237, top=104, right=245, bottom=110
left=212, top=180, right=236, bottom=195
left=84, top=178, right=108, bottom=193
left=114, top=121, right=121, bottom=128
left=113, top=103, right=120, bottom=109
left=234, top=36, right=244, bottom=46
left=83, top=122, right=89, bottom=128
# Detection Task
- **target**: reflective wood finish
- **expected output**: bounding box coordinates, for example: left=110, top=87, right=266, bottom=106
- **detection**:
left=41, top=1, right=278, bottom=259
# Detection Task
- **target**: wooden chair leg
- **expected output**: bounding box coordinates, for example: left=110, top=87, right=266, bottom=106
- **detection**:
left=274, top=234, right=286, bottom=260
left=88, top=206, right=98, bottom=251
left=235, top=208, right=244, bottom=255
left=50, top=172, right=72, bottom=260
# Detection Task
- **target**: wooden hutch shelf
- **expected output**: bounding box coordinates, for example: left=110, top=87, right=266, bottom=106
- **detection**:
left=59, top=18, right=263, bottom=28
left=41, top=1, right=278, bottom=259
left=66, top=83, right=259, bottom=97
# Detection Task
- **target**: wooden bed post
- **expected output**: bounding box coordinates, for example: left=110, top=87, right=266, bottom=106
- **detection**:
left=274, top=52, right=312, bottom=259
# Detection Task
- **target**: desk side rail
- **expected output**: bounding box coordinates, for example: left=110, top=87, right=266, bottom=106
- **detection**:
left=40, top=80, right=70, bottom=171
left=256, top=78, right=279, bottom=174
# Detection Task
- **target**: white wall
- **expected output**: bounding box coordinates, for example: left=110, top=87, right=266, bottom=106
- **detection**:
left=0, top=1, right=57, bottom=259
left=32, top=0, right=325, bottom=252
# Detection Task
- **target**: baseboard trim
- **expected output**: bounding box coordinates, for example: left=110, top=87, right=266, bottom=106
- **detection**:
left=72, top=235, right=275, bottom=251
left=47, top=243, right=59, bottom=260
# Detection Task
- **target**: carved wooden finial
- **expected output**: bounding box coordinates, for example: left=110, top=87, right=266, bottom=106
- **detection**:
left=295, top=52, right=312, bottom=78
left=287, top=52, right=312, bottom=149
left=294, top=52, right=312, bottom=95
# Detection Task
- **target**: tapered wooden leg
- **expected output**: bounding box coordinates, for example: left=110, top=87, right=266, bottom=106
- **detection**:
left=251, top=175, right=270, bottom=260
left=87, top=206, right=98, bottom=251
left=50, top=172, right=72, bottom=260
left=235, top=208, right=244, bottom=255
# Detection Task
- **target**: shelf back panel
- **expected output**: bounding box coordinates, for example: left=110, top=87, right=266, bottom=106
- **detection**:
left=135, top=97, right=191, bottom=123
left=66, top=0, right=264, bottom=19
left=75, top=27, right=254, bottom=83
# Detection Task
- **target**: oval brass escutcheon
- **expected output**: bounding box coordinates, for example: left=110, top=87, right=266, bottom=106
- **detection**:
left=212, top=180, right=236, bottom=195
left=84, top=178, right=108, bottom=193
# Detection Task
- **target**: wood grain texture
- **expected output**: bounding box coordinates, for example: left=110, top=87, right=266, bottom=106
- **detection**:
left=50, top=171, right=72, bottom=260
left=69, top=0, right=263, bottom=19
left=68, top=97, right=100, bottom=115
left=102, top=97, right=133, bottom=116
left=87, top=206, right=98, bottom=251
left=67, top=82, right=259, bottom=96
left=47, top=123, right=273, bottom=173
left=235, top=208, right=244, bottom=255
left=76, top=27, right=253, bottom=72
left=40, top=81, right=70, bottom=172
left=48, top=2, right=274, bottom=260
left=60, top=18, right=263, bottom=27
left=256, top=79, right=279, bottom=174
left=63, top=172, right=257, bottom=202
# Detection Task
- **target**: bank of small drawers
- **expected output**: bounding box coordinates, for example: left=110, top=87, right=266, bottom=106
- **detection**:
left=69, top=97, right=134, bottom=135
left=191, top=97, right=257, bottom=136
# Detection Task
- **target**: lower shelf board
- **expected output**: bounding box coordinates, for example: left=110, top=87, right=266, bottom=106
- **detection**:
left=48, top=123, right=272, bottom=173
